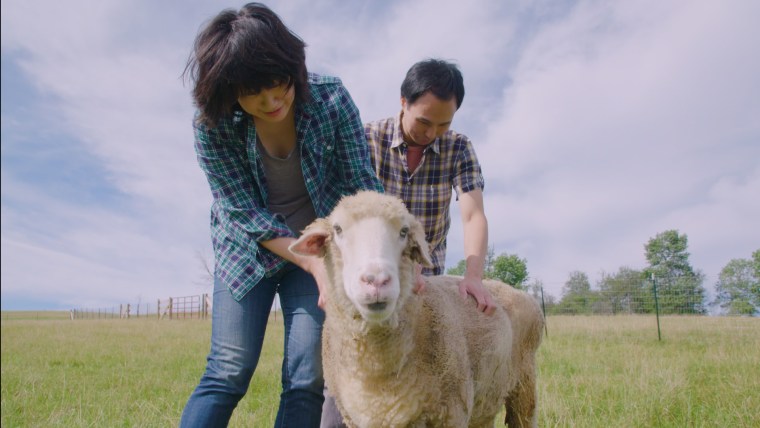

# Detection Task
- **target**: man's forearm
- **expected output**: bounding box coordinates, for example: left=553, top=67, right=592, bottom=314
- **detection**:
left=463, top=214, right=488, bottom=279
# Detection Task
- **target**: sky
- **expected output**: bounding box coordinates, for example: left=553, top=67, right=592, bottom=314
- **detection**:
left=2, top=0, right=759, bottom=310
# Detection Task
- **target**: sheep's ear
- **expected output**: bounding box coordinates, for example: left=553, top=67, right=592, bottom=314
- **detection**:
left=408, top=220, right=434, bottom=268
left=290, top=219, right=331, bottom=257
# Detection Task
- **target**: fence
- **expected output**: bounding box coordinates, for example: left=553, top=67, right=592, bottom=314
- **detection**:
left=71, top=294, right=210, bottom=320
left=537, top=285, right=717, bottom=317
left=527, top=278, right=759, bottom=341
left=158, top=294, right=211, bottom=320
left=68, top=280, right=755, bottom=328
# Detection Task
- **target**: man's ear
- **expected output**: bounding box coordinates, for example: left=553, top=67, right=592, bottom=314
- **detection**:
left=289, top=219, right=331, bottom=257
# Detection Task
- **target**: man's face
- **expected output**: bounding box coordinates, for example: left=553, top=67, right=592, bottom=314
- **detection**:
left=400, top=92, right=457, bottom=146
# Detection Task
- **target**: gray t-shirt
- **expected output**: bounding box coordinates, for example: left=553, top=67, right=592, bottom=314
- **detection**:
left=258, top=139, right=317, bottom=236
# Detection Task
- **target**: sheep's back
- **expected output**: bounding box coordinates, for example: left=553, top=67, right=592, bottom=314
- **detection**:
left=423, top=277, right=544, bottom=399
left=484, top=278, right=544, bottom=356
left=422, top=276, right=516, bottom=418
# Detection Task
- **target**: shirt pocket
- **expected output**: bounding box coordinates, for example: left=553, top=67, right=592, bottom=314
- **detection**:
left=311, top=139, right=336, bottom=182
left=424, top=174, right=452, bottom=211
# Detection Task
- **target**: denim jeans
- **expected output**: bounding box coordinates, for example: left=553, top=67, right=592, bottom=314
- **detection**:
left=180, top=264, right=325, bottom=427
left=320, top=388, right=347, bottom=428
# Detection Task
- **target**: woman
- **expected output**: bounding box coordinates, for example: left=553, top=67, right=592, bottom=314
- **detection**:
left=179, top=3, right=383, bottom=427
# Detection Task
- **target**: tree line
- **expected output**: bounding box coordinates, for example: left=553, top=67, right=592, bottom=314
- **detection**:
left=447, top=229, right=760, bottom=316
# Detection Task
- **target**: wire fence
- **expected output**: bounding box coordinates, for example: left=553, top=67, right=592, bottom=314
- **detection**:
left=65, top=283, right=756, bottom=321
left=71, top=294, right=211, bottom=320
left=524, top=270, right=759, bottom=316
left=525, top=279, right=758, bottom=340
left=538, top=288, right=711, bottom=316
left=15, top=276, right=754, bottom=346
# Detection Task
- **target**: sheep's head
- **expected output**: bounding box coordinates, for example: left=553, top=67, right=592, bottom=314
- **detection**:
left=290, top=191, right=432, bottom=324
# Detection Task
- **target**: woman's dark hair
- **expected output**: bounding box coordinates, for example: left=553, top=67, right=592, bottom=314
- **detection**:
left=184, top=2, right=309, bottom=127
left=400, top=59, right=464, bottom=109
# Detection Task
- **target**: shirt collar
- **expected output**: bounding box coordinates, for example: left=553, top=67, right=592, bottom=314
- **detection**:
left=390, top=111, right=441, bottom=154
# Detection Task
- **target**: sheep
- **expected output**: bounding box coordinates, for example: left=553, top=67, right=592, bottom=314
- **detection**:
left=289, top=190, right=544, bottom=428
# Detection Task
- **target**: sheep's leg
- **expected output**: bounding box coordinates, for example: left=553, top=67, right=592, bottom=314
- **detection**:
left=503, top=366, right=537, bottom=428
left=469, top=417, right=496, bottom=428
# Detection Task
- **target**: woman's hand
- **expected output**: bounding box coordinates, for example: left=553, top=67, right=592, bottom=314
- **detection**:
left=261, top=237, right=329, bottom=309
left=302, top=257, right=329, bottom=309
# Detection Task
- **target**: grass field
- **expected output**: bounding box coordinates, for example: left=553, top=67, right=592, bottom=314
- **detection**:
left=2, top=314, right=759, bottom=427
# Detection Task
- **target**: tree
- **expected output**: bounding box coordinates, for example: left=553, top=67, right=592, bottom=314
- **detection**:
left=557, top=271, right=596, bottom=314
left=714, top=255, right=760, bottom=316
left=525, top=279, right=544, bottom=300
left=753, top=249, right=760, bottom=306
left=526, top=278, right=555, bottom=313
left=446, top=248, right=529, bottom=290
left=488, top=254, right=529, bottom=289
left=484, top=245, right=496, bottom=274
left=446, top=259, right=467, bottom=276
left=597, top=267, right=647, bottom=314
left=643, top=230, right=706, bottom=314
left=446, top=245, right=495, bottom=276
left=195, top=250, right=215, bottom=289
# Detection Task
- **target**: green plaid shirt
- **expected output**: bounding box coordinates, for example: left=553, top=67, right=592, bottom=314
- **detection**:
left=195, top=74, right=383, bottom=301
left=365, top=114, right=485, bottom=274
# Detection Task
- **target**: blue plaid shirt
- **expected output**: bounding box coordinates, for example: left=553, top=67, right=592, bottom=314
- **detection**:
left=195, top=73, right=383, bottom=300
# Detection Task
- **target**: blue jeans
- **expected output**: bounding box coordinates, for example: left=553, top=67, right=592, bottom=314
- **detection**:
left=180, top=264, right=325, bottom=427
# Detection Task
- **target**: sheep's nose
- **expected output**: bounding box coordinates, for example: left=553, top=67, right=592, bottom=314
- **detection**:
left=361, top=271, right=391, bottom=288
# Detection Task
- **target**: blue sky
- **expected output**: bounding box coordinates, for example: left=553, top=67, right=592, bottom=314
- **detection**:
left=2, top=0, right=759, bottom=310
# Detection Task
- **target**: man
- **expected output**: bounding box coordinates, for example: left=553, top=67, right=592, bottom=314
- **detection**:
left=320, top=58, right=496, bottom=428
left=366, top=58, right=496, bottom=313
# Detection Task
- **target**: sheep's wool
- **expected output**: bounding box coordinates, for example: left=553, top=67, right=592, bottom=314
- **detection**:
left=291, top=191, right=543, bottom=428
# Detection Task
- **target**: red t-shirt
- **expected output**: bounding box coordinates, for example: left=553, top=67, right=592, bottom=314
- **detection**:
left=406, top=144, right=424, bottom=173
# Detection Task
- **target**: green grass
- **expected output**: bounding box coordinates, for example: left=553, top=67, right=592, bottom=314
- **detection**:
left=2, top=314, right=758, bottom=427
left=2, top=311, right=72, bottom=321
left=529, top=316, right=760, bottom=427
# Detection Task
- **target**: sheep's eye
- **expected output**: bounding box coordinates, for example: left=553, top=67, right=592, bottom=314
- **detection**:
left=333, top=225, right=342, bottom=235
left=399, top=226, right=409, bottom=238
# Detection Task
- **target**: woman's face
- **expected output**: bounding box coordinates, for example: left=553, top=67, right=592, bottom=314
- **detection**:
left=238, top=83, right=295, bottom=123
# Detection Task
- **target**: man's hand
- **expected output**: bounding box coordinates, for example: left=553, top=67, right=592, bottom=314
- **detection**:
left=456, top=190, right=494, bottom=314
left=458, top=273, right=497, bottom=315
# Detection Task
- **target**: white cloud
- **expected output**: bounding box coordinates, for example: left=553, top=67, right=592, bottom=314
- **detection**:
left=466, top=0, right=760, bottom=296
left=2, top=0, right=759, bottom=308
left=1, top=169, right=210, bottom=308
left=284, top=0, right=520, bottom=127
left=2, top=0, right=213, bottom=309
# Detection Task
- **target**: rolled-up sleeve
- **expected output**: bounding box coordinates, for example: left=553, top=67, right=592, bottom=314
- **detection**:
left=453, top=135, right=485, bottom=195
left=194, top=117, right=292, bottom=297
